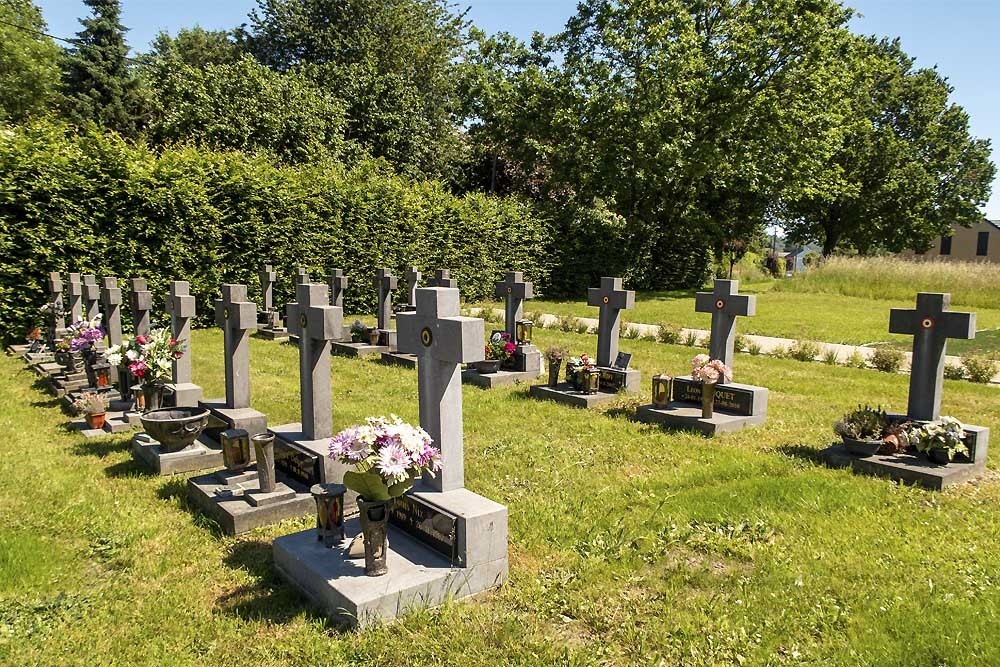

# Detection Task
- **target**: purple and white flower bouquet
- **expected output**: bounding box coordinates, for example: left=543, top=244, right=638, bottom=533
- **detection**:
left=65, top=315, right=104, bottom=353
left=329, top=415, right=441, bottom=501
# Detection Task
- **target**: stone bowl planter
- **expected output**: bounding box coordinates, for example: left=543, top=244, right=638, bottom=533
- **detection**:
left=842, top=436, right=882, bottom=457
left=473, top=360, right=502, bottom=374
left=140, top=407, right=210, bottom=453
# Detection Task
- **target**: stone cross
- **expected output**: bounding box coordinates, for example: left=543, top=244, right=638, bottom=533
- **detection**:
left=101, top=277, right=123, bottom=387
left=165, top=281, right=197, bottom=384
left=47, top=272, right=65, bottom=332
left=374, top=268, right=398, bottom=331
left=587, top=277, right=635, bottom=368
left=328, top=268, right=348, bottom=309
left=404, top=266, right=421, bottom=307
left=889, top=292, right=976, bottom=421
left=294, top=267, right=309, bottom=285
left=214, top=284, right=258, bottom=410
left=495, top=271, right=533, bottom=341
left=398, top=288, right=484, bottom=492
left=82, top=274, right=101, bottom=321
left=287, top=283, right=343, bottom=440
left=128, top=278, right=152, bottom=337
left=259, top=264, right=277, bottom=313
left=694, top=279, right=756, bottom=369
left=428, top=269, right=458, bottom=288
left=67, top=273, right=83, bottom=322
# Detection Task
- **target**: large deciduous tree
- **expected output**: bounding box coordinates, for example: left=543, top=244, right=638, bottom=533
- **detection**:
left=782, top=37, right=995, bottom=255
left=61, top=0, right=144, bottom=136
left=145, top=26, right=244, bottom=69
left=245, top=0, right=470, bottom=180
left=0, top=0, right=61, bottom=122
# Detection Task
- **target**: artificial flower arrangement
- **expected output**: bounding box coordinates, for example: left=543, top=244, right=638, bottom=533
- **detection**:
left=485, top=332, right=517, bottom=362
left=329, top=415, right=441, bottom=501
left=909, top=416, right=968, bottom=463
left=691, top=354, right=732, bottom=384
left=349, top=320, right=369, bottom=343
left=106, top=328, right=184, bottom=386
left=565, top=353, right=597, bottom=387
left=64, top=315, right=104, bottom=354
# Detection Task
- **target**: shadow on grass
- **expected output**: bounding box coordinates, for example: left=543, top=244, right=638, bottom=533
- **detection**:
left=216, top=539, right=322, bottom=625
left=104, top=458, right=157, bottom=478
left=71, top=437, right=130, bottom=459
left=775, top=443, right=826, bottom=465
left=156, top=477, right=188, bottom=502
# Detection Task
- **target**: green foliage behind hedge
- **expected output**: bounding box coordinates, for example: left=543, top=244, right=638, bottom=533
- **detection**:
left=0, top=122, right=552, bottom=341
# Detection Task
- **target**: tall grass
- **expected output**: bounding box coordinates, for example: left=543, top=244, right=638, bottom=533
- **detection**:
left=776, top=256, right=1000, bottom=309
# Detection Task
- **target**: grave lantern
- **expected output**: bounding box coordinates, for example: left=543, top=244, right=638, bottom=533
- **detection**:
left=582, top=368, right=601, bottom=394
left=221, top=429, right=252, bottom=470
left=311, top=483, right=347, bottom=547
left=515, top=319, right=533, bottom=345
left=652, top=374, right=672, bottom=409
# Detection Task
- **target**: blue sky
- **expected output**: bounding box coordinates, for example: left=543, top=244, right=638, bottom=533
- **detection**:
left=35, top=0, right=1000, bottom=217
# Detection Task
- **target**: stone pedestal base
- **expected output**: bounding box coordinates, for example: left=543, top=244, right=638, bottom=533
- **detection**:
left=165, top=382, right=203, bottom=408
left=330, top=341, right=389, bottom=358
left=70, top=409, right=131, bottom=438
left=23, top=351, right=54, bottom=365
left=529, top=375, right=639, bottom=409
left=820, top=423, right=989, bottom=490
left=200, top=400, right=268, bottom=447
left=380, top=352, right=417, bottom=369
left=187, top=468, right=314, bottom=534
left=257, top=326, right=290, bottom=341
left=131, top=433, right=223, bottom=476
left=6, top=344, right=30, bottom=355
left=273, top=486, right=507, bottom=628
left=462, top=368, right=541, bottom=388
left=635, top=404, right=765, bottom=435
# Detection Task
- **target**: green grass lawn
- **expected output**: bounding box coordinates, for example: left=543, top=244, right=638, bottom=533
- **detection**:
left=479, top=287, right=1000, bottom=351
left=2, top=327, right=999, bottom=665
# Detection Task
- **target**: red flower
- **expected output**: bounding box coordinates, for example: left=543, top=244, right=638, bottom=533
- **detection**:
left=169, top=338, right=178, bottom=346
left=504, top=342, right=516, bottom=354
left=135, top=335, right=148, bottom=345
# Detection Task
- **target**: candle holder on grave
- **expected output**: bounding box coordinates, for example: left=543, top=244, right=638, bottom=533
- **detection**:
left=582, top=368, right=601, bottom=394
left=310, top=483, right=346, bottom=547
left=652, top=374, right=672, bottom=408
left=515, top=319, right=533, bottom=345
left=131, top=384, right=146, bottom=412
left=221, top=429, right=253, bottom=471
left=251, top=433, right=277, bottom=494
left=94, top=364, right=111, bottom=388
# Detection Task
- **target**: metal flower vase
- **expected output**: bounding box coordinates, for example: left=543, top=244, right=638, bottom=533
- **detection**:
left=548, top=359, right=562, bottom=387
left=251, top=433, right=277, bottom=494
left=357, top=497, right=391, bottom=576
left=141, top=382, right=168, bottom=413
left=701, top=382, right=716, bottom=419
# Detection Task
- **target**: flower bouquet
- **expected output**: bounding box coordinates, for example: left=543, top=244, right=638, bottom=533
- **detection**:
left=566, top=353, right=597, bottom=390
left=107, top=328, right=184, bottom=410
left=690, top=354, right=732, bottom=418
left=329, top=415, right=441, bottom=576
left=486, top=332, right=517, bottom=362
left=64, top=316, right=104, bottom=355
left=909, top=417, right=968, bottom=464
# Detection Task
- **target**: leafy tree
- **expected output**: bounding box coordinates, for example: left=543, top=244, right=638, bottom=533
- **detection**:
left=245, top=0, right=470, bottom=180
left=783, top=37, right=995, bottom=255
left=146, top=56, right=350, bottom=163
left=61, top=0, right=143, bottom=135
left=145, top=26, right=243, bottom=68
left=0, top=0, right=61, bottom=122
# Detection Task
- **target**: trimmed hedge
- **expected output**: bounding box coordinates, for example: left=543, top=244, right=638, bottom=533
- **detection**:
left=0, top=122, right=553, bottom=341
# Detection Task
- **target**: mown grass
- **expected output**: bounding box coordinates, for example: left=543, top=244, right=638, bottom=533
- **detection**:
left=776, top=256, right=1000, bottom=311
left=1, top=326, right=999, bottom=666
left=490, top=290, right=1000, bottom=349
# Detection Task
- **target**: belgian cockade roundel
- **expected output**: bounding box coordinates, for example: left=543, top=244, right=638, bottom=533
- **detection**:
left=507, top=287, right=512, bottom=294
left=922, top=317, right=934, bottom=330
left=716, top=299, right=725, bottom=310
left=300, top=313, right=308, bottom=328
left=421, top=327, right=433, bottom=347
left=603, top=296, right=610, bottom=304
left=223, top=307, right=230, bottom=319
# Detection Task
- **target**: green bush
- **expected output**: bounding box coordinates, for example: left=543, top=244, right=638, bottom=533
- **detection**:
left=845, top=350, right=868, bottom=369
left=943, top=363, right=965, bottom=381
left=821, top=349, right=839, bottom=365
left=961, top=356, right=998, bottom=384
left=733, top=333, right=749, bottom=353
left=656, top=322, right=681, bottom=345
left=869, top=347, right=905, bottom=374
left=788, top=340, right=820, bottom=362
left=558, top=315, right=576, bottom=333
left=0, top=122, right=553, bottom=341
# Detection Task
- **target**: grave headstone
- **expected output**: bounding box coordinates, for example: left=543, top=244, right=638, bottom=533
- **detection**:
left=67, top=273, right=83, bottom=322
left=404, top=266, right=421, bottom=309
left=889, top=292, right=975, bottom=421
left=328, top=268, right=347, bottom=309
left=294, top=267, right=309, bottom=285
left=128, top=278, right=152, bottom=337
left=694, top=279, right=755, bottom=369
left=82, top=275, right=100, bottom=322
left=100, top=277, right=123, bottom=388
left=257, top=264, right=289, bottom=340
left=164, top=280, right=203, bottom=407
left=273, top=286, right=508, bottom=627
left=427, top=269, right=458, bottom=288
left=374, top=268, right=398, bottom=347
left=47, top=272, right=66, bottom=336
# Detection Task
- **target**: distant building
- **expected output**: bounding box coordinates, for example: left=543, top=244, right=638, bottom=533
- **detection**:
left=784, top=244, right=822, bottom=274
left=900, top=219, right=1000, bottom=263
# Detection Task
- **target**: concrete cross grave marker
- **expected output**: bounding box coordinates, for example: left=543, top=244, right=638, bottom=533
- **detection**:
left=287, top=283, right=343, bottom=440
left=404, top=266, right=421, bottom=308
left=101, top=277, right=123, bottom=387
left=428, top=269, right=458, bottom=288
left=398, top=287, right=484, bottom=492
left=889, top=293, right=976, bottom=421
left=214, top=284, right=258, bottom=409
left=260, top=264, right=277, bottom=313
left=82, top=275, right=100, bottom=321
left=587, top=277, right=635, bottom=368
left=128, top=278, right=152, bottom=337
left=374, top=268, right=398, bottom=331
left=495, top=271, right=532, bottom=341
left=328, top=269, right=348, bottom=309
left=47, top=272, right=65, bottom=334
left=164, top=281, right=202, bottom=406
left=294, top=267, right=309, bottom=285
left=68, top=273, right=83, bottom=322
left=694, top=279, right=756, bottom=369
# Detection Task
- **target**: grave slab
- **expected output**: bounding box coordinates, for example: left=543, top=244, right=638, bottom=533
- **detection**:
left=462, top=368, right=540, bottom=388
left=187, top=470, right=314, bottom=534
left=528, top=381, right=634, bottom=409
left=636, top=403, right=765, bottom=435
left=330, top=341, right=388, bottom=357
left=70, top=410, right=136, bottom=437
left=819, top=443, right=988, bottom=490
left=131, top=433, right=223, bottom=476
left=273, top=486, right=508, bottom=628
left=380, top=351, right=418, bottom=369
left=256, top=327, right=290, bottom=340
left=200, top=400, right=268, bottom=445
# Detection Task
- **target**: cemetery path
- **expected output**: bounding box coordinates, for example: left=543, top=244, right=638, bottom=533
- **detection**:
left=480, top=308, right=1000, bottom=385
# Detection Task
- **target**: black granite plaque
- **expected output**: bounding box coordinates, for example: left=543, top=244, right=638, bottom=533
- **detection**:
left=613, top=352, right=632, bottom=370
left=273, top=440, right=322, bottom=487
left=598, top=367, right=627, bottom=393
left=673, top=377, right=754, bottom=415
left=389, top=495, right=459, bottom=563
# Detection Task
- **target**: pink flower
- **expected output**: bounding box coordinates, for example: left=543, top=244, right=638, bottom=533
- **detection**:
left=504, top=342, right=516, bottom=354
left=136, top=335, right=148, bottom=345
left=376, top=441, right=410, bottom=481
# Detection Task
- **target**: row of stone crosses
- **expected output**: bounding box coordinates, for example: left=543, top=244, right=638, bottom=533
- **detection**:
left=26, top=265, right=993, bottom=626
